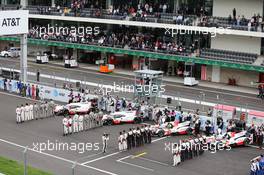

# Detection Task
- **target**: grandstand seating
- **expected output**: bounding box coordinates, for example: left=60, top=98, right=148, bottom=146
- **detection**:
left=200, top=48, right=258, bottom=64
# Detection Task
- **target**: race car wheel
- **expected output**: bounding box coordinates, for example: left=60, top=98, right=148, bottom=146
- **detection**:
left=63, top=110, right=69, bottom=116
left=105, top=119, right=113, bottom=126
left=186, top=128, right=193, bottom=135
left=244, top=138, right=250, bottom=146
left=134, top=117, right=142, bottom=124
left=167, top=123, right=173, bottom=128
left=4, top=54, right=8, bottom=57
left=158, top=130, right=165, bottom=137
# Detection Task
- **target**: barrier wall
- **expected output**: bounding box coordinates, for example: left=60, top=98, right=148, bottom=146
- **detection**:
left=0, top=78, right=98, bottom=103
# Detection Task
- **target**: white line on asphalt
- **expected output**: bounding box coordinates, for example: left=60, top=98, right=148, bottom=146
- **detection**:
left=152, top=136, right=170, bottom=143
left=116, top=155, right=154, bottom=172
left=116, top=155, right=132, bottom=162
left=81, top=151, right=121, bottom=165
left=0, top=138, right=119, bottom=175
left=247, top=145, right=264, bottom=150
left=137, top=157, right=169, bottom=166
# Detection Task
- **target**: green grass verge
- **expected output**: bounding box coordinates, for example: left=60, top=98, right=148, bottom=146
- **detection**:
left=0, top=156, right=53, bottom=175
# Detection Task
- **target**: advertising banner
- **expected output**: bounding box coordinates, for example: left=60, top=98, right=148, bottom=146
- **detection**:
left=0, top=10, right=28, bottom=36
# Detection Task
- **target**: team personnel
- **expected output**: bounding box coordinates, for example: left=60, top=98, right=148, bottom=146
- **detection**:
left=20, top=104, right=25, bottom=122
left=78, top=114, right=84, bottom=131
left=123, top=130, right=128, bottom=150
left=16, top=106, right=21, bottom=123
left=102, top=133, right=109, bottom=153
left=127, top=128, right=133, bottom=150
left=173, top=143, right=181, bottom=166
left=68, top=116, right=73, bottom=134
left=34, top=103, right=39, bottom=120
left=24, top=103, right=30, bottom=121
left=63, top=116, right=68, bottom=136
left=118, top=132, right=124, bottom=151
left=29, top=103, right=34, bottom=120
left=73, top=114, right=79, bottom=133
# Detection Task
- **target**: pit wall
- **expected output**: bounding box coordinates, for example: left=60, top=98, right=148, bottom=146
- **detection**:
left=206, top=65, right=259, bottom=87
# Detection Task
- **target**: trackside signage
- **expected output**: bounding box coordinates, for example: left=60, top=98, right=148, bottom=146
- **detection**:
left=0, top=10, right=28, bottom=36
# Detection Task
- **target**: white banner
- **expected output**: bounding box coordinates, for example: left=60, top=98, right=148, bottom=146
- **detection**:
left=0, top=10, right=28, bottom=36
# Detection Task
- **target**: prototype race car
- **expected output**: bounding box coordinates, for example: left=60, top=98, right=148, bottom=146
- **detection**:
left=102, top=111, right=142, bottom=125
left=54, top=102, right=92, bottom=115
left=206, top=130, right=252, bottom=148
left=150, top=121, right=193, bottom=137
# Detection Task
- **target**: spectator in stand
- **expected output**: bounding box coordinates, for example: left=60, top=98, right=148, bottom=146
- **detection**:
left=232, top=8, right=236, bottom=20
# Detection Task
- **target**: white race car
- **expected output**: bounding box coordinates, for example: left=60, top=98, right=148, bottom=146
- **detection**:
left=206, top=131, right=252, bottom=148
left=150, top=121, right=193, bottom=137
left=54, top=102, right=92, bottom=115
left=102, top=111, right=142, bottom=125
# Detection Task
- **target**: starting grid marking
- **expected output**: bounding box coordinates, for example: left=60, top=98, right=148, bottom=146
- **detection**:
left=80, top=136, right=168, bottom=165
left=0, top=138, right=118, bottom=175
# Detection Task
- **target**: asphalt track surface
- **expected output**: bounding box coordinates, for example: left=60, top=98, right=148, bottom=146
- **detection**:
left=0, top=92, right=263, bottom=175
left=0, top=58, right=263, bottom=112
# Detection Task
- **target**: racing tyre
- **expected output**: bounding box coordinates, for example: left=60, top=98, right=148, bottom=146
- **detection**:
left=4, top=54, right=8, bottom=57
left=134, top=117, right=142, bottom=124
left=63, top=110, right=69, bottom=116
left=244, top=138, right=250, bottom=147
left=105, top=119, right=113, bottom=126
left=167, top=123, right=173, bottom=128
left=186, top=128, right=193, bottom=135
left=158, top=130, right=165, bottom=137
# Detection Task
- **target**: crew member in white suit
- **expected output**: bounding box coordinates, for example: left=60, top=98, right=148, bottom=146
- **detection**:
left=24, top=103, right=30, bottom=121
left=16, top=106, right=21, bottom=123
left=118, top=132, right=124, bottom=151
left=173, top=143, right=181, bottom=166
left=29, top=103, right=34, bottom=120
left=73, top=114, right=79, bottom=133
left=123, top=130, right=128, bottom=150
left=20, top=104, right=25, bottom=122
left=62, top=116, right=68, bottom=136
left=78, top=115, right=84, bottom=131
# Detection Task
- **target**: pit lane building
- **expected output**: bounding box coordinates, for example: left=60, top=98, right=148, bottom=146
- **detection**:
left=0, top=0, right=264, bottom=87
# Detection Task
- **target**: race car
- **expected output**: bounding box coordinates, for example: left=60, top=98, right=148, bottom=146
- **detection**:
left=206, top=131, right=252, bottom=148
left=54, top=102, right=92, bottom=116
left=150, top=121, right=193, bottom=137
left=102, top=111, right=142, bottom=125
